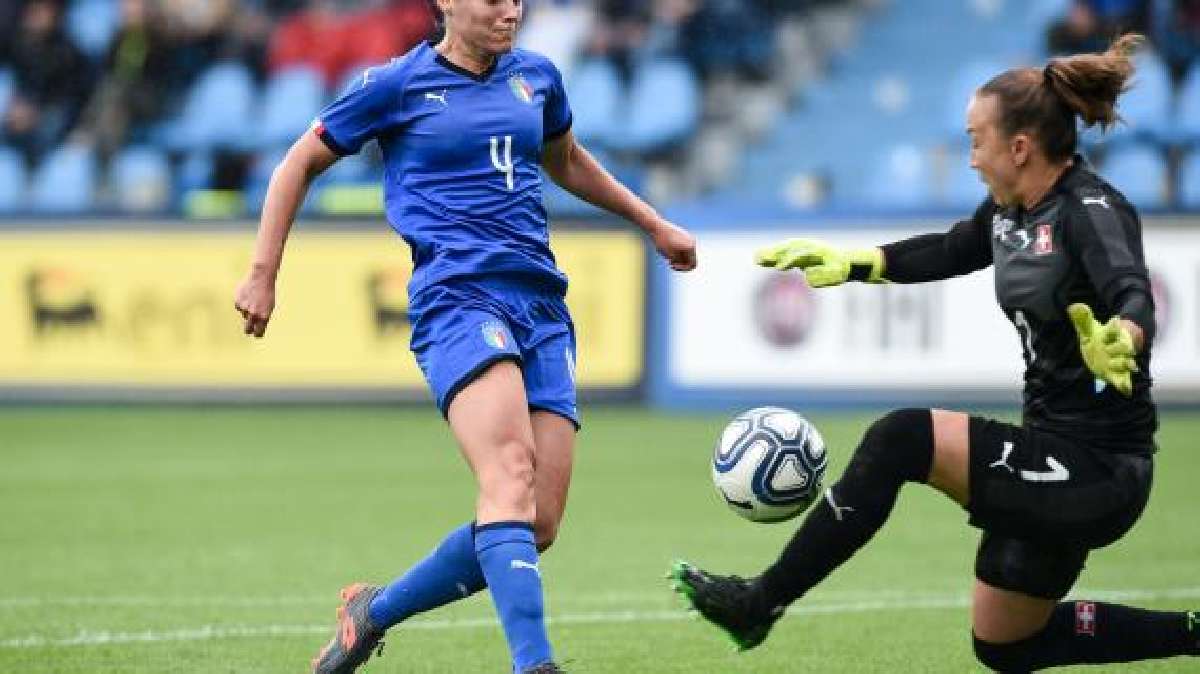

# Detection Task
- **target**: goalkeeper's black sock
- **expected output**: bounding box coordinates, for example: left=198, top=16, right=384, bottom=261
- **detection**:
left=973, top=603, right=1200, bottom=670
left=755, top=408, right=934, bottom=609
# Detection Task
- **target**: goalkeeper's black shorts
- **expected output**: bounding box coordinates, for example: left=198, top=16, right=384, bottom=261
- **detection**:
left=966, top=416, right=1153, bottom=599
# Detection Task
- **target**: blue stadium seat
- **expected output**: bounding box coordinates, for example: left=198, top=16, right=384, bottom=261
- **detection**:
left=1181, top=152, right=1200, bottom=209
left=30, top=145, right=95, bottom=213
left=861, top=144, right=933, bottom=208
left=67, top=0, right=120, bottom=60
left=0, top=146, right=26, bottom=212
left=177, top=151, right=214, bottom=195
left=110, top=146, right=171, bottom=212
left=611, top=59, right=700, bottom=154
left=163, top=63, right=257, bottom=152
left=1176, top=67, right=1200, bottom=144
left=1101, top=145, right=1167, bottom=208
left=942, top=150, right=988, bottom=209
left=566, top=59, right=621, bottom=147
left=257, top=67, right=326, bottom=149
left=944, top=59, right=1013, bottom=140
left=1024, top=0, right=1072, bottom=35
left=1106, top=51, right=1173, bottom=145
left=0, top=68, right=12, bottom=123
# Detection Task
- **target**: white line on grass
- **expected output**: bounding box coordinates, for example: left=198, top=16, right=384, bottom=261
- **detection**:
left=2, top=587, right=1199, bottom=649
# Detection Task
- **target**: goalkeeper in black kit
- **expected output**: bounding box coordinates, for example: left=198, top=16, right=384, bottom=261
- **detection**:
left=671, top=34, right=1199, bottom=671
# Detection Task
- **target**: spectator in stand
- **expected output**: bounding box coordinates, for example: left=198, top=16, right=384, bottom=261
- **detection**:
left=75, top=0, right=181, bottom=161
left=584, top=0, right=652, bottom=83
left=1, top=0, right=94, bottom=167
left=679, top=0, right=776, bottom=81
left=267, top=0, right=432, bottom=88
left=1048, top=0, right=1151, bottom=57
left=1153, top=0, right=1200, bottom=82
left=0, top=1, right=26, bottom=63
left=1048, top=0, right=1111, bottom=55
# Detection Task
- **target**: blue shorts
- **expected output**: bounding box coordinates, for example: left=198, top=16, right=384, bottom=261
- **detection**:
left=409, top=278, right=579, bottom=429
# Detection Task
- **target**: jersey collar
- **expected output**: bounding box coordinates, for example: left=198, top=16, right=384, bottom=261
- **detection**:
left=429, top=41, right=503, bottom=82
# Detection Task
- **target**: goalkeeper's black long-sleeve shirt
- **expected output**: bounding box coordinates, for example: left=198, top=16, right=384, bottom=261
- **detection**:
left=880, top=156, right=1157, bottom=454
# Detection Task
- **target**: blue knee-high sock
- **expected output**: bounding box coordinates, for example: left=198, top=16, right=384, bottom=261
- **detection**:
left=367, top=523, right=486, bottom=628
left=475, top=521, right=552, bottom=671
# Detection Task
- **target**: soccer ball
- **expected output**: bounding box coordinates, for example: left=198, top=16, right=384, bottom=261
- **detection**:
left=712, top=406, right=827, bottom=523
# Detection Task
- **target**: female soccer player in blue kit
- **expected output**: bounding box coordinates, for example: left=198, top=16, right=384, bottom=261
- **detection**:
left=233, top=0, right=696, bottom=672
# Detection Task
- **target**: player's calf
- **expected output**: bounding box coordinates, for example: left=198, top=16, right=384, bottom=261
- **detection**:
left=973, top=602, right=1200, bottom=671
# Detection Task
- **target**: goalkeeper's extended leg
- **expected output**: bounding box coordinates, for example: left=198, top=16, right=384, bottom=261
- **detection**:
left=672, top=408, right=937, bottom=649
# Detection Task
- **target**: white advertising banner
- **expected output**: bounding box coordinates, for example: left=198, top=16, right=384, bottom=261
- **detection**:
left=669, top=228, right=1200, bottom=394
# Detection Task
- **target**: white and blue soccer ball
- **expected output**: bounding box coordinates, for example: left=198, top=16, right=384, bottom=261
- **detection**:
left=712, top=406, right=827, bottom=523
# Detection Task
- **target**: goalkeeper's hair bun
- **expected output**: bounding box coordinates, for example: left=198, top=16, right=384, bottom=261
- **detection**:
left=977, top=34, right=1141, bottom=162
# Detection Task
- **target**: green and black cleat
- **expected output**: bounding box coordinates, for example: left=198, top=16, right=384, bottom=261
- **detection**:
left=311, top=583, right=386, bottom=674
left=669, top=560, right=782, bottom=652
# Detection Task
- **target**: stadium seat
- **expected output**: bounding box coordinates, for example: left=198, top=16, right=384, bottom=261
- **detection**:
left=566, top=59, right=621, bottom=147
left=942, top=150, right=988, bottom=210
left=1101, top=145, right=1167, bottom=209
left=862, top=144, right=933, bottom=208
left=257, top=67, right=326, bottom=149
left=67, top=0, right=120, bottom=60
left=0, top=146, right=25, bottom=212
left=1180, top=152, right=1200, bottom=209
left=163, top=63, right=257, bottom=152
left=944, top=59, right=1012, bottom=140
left=1024, top=0, right=1072, bottom=35
left=1106, top=51, right=1173, bottom=146
left=110, top=146, right=171, bottom=213
left=612, top=59, right=700, bottom=154
left=1175, top=67, right=1200, bottom=144
left=0, top=68, right=12, bottom=123
left=29, top=145, right=95, bottom=213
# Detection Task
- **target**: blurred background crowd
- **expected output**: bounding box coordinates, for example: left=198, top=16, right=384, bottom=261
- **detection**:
left=0, top=0, right=1197, bottom=216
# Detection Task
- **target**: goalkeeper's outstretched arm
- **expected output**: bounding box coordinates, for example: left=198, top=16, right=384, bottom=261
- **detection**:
left=756, top=202, right=995, bottom=287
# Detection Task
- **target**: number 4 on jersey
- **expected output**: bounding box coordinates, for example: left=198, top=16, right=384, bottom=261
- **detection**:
left=490, top=135, right=514, bottom=191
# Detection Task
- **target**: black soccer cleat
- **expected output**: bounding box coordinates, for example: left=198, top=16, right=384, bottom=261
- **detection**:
left=311, top=583, right=386, bottom=674
left=521, top=662, right=567, bottom=673
left=669, top=560, right=782, bottom=652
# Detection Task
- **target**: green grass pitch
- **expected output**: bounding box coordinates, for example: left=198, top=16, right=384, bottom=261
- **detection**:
left=1, top=406, right=1196, bottom=673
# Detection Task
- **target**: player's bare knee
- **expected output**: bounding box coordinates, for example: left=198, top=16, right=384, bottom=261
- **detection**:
left=481, top=439, right=536, bottom=509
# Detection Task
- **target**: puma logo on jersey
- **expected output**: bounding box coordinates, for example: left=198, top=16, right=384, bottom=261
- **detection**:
left=1082, top=195, right=1109, bottom=209
left=425, top=90, right=448, bottom=107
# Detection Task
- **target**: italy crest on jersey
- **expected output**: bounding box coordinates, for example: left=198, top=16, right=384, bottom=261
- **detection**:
left=508, top=73, right=534, bottom=104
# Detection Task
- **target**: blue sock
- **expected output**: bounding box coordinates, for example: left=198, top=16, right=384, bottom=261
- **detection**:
left=475, top=521, right=553, bottom=671
left=367, top=523, right=486, bottom=628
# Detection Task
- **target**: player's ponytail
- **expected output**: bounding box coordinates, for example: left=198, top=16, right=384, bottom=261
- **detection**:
left=978, top=34, right=1142, bottom=162
left=1043, top=33, right=1140, bottom=132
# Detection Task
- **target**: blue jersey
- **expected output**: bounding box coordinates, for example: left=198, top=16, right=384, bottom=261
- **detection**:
left=314, top=42, right=574, bottom=298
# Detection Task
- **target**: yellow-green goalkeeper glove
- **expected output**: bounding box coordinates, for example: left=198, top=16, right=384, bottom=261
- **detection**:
left=1067, top=303, right=1139, bottom=397
left=754, top=238, right=885, bottom=287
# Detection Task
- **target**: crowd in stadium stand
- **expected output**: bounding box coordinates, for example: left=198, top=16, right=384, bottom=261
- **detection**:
left=0, top=0, right=1197, bottom=214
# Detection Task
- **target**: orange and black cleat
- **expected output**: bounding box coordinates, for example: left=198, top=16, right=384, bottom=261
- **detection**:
left=311, top=583, right=386, bottom=674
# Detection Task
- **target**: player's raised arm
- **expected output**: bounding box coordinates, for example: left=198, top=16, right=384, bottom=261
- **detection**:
left=540, top=130, right=697, bottom=272
left=234, top=131, right=338, bottom=338
left=755, top=203, right=994, bottom=287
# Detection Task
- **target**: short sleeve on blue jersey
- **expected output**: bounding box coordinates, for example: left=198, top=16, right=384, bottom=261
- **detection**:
left=538, top=57, right=573, bottom=141
left=315, top=60, right=409, bottom=156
